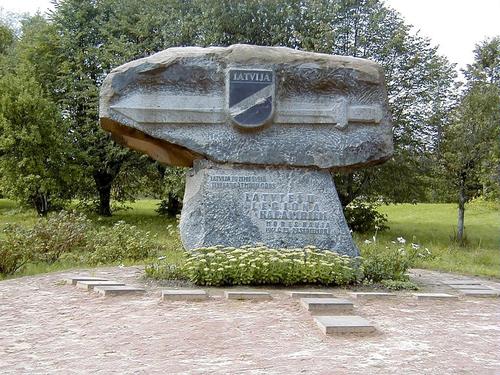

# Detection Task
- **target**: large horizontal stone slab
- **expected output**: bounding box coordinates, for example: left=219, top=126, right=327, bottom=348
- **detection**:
left=161, top=289, right=208, bottom=301
left=314, top=315, right=375, bottom=335
left=349, top=292, right=396, bottom=300
left=301, top=298, right=354, bottom=314
left=442, top=280, right=482, bottom=285
left=286, top=291, right=335, bottom=299
left=94, top=286, right=146, bottom=296
left=413, top=293, right=458, bottom=300
left=100, top=44, right=392, bottom=170
left=224, top=291, right=272, bottom=300
left=64, top=276, right=109, bottom=285
left=459, top=290, right=499, bottom=297
left=448, top=284, right=492, bottom=290
left=76, top=280, right=125, bottom=290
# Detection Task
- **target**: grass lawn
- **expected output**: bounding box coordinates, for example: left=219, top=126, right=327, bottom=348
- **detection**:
left=372, top=201, right=499, bottom=278
left=1, top=198, right=498, bottom=279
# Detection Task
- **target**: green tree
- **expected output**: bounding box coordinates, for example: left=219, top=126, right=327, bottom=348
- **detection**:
left=38, top=0, right=457, bottom=218
left=0, top=66, right=72, bottom=215
left=440, top=83, right=499, bottom=244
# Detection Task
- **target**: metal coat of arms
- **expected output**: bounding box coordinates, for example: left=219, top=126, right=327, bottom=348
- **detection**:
left=227, top=69, right=274, bottom=128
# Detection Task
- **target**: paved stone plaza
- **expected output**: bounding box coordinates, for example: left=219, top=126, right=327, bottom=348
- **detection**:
left=1, top=267, right=499, bottom=374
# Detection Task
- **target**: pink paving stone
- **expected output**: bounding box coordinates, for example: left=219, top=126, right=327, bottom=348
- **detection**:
left=1, top=267, right=500, bottom=374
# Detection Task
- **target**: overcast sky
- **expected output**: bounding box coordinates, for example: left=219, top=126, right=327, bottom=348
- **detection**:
left=1, top=0, right=499, bottom=74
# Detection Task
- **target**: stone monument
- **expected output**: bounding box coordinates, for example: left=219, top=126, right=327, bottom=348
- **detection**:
left=99, top=44, right=393, bottom=257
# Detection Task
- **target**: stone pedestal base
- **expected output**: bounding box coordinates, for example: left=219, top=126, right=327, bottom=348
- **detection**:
left=180, top=160, right=359, bottom=257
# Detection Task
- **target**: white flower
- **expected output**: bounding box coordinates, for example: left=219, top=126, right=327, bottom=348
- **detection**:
left=157, top=256, right=166, bottom=260
left=397, top=237, right=406, bottom=244
left=364, top=239, right=372, bottom=244
left=411, top=243, right=420, bottom=249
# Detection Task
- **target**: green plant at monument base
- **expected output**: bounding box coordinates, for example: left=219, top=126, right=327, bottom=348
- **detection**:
left=180, top=246, right=361, bottom=287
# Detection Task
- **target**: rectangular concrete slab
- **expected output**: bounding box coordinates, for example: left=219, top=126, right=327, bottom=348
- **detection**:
left=65, top=276, right=109, bottom=285
left=448, top=284, right=492, bottom=290
left=413, top=293, right=458, bottom=300
left=349, top=292, right=396, bottom=300
left=314, top=315, right=375, bottom=335
left=301, top=298, right=354, bottom=315
left=76, top=280, right=125, bottom=290
left=286, top=291, right=335, bottom=299
left=94, top=286, right=146, bottom=296
left=442, top=280, right=482, bottom=286
left=224, top=291, right=272, bottom=300
left=459, top=290, right=499, bottom=297
left=161, top=289, right=208, bottom=301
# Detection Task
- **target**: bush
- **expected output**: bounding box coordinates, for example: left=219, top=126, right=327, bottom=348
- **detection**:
left=360, top=238, right=430, bottom=282
left=345, top=200, right=389, bottom=233
left=180, top=245, right=360, bottom=287
left=0, top=210, right=89, bottom=275
left=30, top=210, right=89, bottom=264
left=85, top=221, right=161, bottom=265
left=0, top=225, right=31, bottom=276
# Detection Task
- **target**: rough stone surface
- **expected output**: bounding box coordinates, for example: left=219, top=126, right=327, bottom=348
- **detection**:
left=161, top=289, right=208, bottom=301
left=94, top=286, right=146, bottom=296
left=350, top=292, right=396, bottom=300
left=459, top=290, right=499, bottom=297
left=99, top=44, right=392, bottom=170
left=413, top=293, right=458, bottom=300
left=286, top=291, right=335, bottom=299
left=180, top=160, right=358, bottom=255
left=314, top=315, right=375, bottom=335
left=76, top=280, right=125, bottom=290
left=300, top=298, right=354, bottom=314
left=224, top=291, right=272, bottom=300
left=65, top=276, right=109, bottom=285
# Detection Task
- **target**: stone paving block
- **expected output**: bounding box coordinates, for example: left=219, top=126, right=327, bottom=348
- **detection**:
left=459, top=290, right=499, bottom=297
left=448, top=284, right=492, bottom=290
left=286, top=291, right=335, bottom=299
left=76, top=280, right=125, bottom=291
left=413, top=293, right=458, bottom=300
left=65, top=276, right=109, bottom=285
left=161, top=289, right=208, bottom=301
left=442, top=280, right=481, bottom=286
left=94, top=286, right=146, bottom=296
left=314, top=315, right=376, bottom=335
left=301, top=298, right=354, bottom=315
left=349, top=292, right=396, bottom=300
left=224, top=291, right=272, bottom=301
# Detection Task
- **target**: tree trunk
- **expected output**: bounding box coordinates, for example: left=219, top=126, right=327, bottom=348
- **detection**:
left=33, top=192, right=49, bottom=216
left=457, top=178, right=466, bottom=245
left=93, top=171, right=114, bottom=216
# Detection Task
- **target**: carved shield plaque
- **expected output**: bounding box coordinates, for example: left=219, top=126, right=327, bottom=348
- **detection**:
left=227, top=69, right=274, bottom=128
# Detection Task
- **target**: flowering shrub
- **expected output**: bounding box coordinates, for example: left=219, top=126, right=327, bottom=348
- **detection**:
left=85, top=221, right=161, bottom=265
left=181, top=245, right=360, bottom=286
left=360, top=236, right=433, bottom=282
